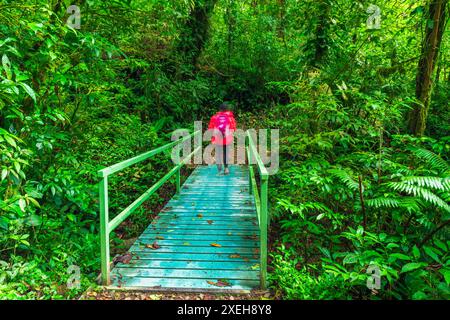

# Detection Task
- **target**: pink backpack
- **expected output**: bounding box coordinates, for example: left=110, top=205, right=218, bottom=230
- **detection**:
left=216, top=112, right=231, bottom=134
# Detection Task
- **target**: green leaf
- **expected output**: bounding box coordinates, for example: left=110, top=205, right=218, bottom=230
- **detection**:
left=423, top=246, right=441, bottom=263
left=343, top=253, right=357, bottom=264
left=412, top=245, right=420, bottom=259
left=5, top=135, right=16, bottom=147
left=18, top=198, right=26, bottom=212
left=1, top=169, right=7, bottom=181
left=19, top=83, right=36, bottom=103
left=401, top=262, right=427, bottom=273
left=439, top=268, right=450, bottom=285
left=389, top=253, right=411, bottom=261
left=2, top=54, right=12, bottom=79
left=434, top=239, right=447, bottom=252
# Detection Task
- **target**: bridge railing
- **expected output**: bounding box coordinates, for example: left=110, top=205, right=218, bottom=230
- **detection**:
left=97, top=130, right=202, bottom=285
left=246, top=131, right=269, bottom=289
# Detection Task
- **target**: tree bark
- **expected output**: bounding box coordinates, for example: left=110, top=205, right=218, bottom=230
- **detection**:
left=313, top=0, right=331, bottom=66
left=408, top=0, right=448, bottom=136
left=177, top=0, right=218, bottom=68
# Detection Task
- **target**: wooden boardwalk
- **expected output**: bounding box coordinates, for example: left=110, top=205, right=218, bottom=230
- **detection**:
left=109, top=165, right=260, bottom=292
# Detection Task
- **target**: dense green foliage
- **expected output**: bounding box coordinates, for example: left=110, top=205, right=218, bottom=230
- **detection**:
left=0, top=0, right=449, bottom=299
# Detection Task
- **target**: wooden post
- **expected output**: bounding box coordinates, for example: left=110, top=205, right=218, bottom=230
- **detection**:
left=260, top=176, right=268, bottom=289
left=99, top=176, right=110, bottom=285
left=248, top=139, right=253, bottom=195
left=176, top=168, right=181, bottom=194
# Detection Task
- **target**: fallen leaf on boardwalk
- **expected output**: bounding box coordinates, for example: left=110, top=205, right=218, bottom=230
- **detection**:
left=197, top=214, right=203, bottom=218
left=251, top=264, right=260, bottom=270
left=113, top=253, right=133, bottom=265
left=243, top=257, right=250, bottom=262
left=207, top=220, right=213, bottom=225
left=167, top=230, right=174, bottom=233
left=229, top=254, right=241, bottom=259
left=210, top=243, right=221, bottom=247
left=183, top=242, right=190, bottom=246
left=155, top=236, right=164, bottom=240
left=207, top=280, right=231, bottom=287
left=227, top=232, right=232, bottom=236
left=146, top=241, right=161, bottom=250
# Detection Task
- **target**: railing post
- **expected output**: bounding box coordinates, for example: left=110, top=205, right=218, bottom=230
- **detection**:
left=247, top=140, right=253, bottom=195
left=260, top=175, right=268, bottom=289
left=99, top=176, right=110, bottom=285
left=176, top=168, right=181, bottom=194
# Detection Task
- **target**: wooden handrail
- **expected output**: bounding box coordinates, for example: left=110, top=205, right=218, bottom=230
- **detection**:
left=98, top=130, right=201, bottom=285
left=246, top=130, right=269, bottom=290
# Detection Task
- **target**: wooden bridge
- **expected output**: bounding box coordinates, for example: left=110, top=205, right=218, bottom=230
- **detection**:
left=97, top=130, right=269, bottom=292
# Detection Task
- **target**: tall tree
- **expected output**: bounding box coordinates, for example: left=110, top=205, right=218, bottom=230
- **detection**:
left=177, top=0, right=218, bottom=68
left=408, top=0, right=448, bottom=136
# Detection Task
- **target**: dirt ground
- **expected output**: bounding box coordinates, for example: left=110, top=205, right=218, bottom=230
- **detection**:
left=81, top=287, right=275, bottom=300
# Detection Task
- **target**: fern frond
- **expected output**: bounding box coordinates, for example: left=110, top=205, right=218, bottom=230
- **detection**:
left=402, top=176, right=450, bottom=191
left=387, top=181, right=450, bottom=213
left=408, top=147, right=449, bottom=173
left=328, top=168, right=359, bottom=191
left=366, top=196, right=421, bottom=213
left=366, top=197, right=402, bottom=209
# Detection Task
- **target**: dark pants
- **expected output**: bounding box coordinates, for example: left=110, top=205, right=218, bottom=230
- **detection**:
left=216, top=144, right=231, bottom=169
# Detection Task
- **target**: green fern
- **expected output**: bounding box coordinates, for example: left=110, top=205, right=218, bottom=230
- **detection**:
left=402, top=176, right=450, bottom=191
left=366, top=196, right=421, bottom=213
left=387, top=181, right=450, bottom=213
left=408, top=147, right=449, bottom=173
left=328, top=168, right=360, bottom=191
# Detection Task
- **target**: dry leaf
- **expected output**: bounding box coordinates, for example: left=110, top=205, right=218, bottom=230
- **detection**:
left=155, top=236, right=164, bottom=240
left=207, top=220, right=213, bottom=225
left=216, top=280, right=231, bottom=287
left=229, top=254, right=241, bottom=259
left=197, top=214, right=203, bottom=218
left=207, top=279, right=231, bottom=287
left=113, top=253, right=133, bottom=265
left=210, top=243, right=221, bottom=247
left=146, top=241, right=161, bottom=250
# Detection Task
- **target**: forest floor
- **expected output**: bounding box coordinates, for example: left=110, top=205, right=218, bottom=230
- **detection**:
left=80, top=288, right=275, bottom=300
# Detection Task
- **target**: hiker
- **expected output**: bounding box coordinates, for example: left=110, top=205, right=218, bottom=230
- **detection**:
left=208, top=102, right=236, bottom=175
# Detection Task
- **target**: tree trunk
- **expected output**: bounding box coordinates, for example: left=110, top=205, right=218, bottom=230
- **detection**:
left=177, top=0, right=218, bottom=68
left=408, top=0, right=448, bottom=136
left=313, top=0, right=331, bottom=66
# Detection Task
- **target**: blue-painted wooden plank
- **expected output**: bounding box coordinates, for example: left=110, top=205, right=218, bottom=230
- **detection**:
left=130, top=252, right=258, bottom=262
left=139, top=234, right=259, bottom=242
left=110, top=276, right=259, bottom=291
left=130, top=244, right=259, bottom=254
left=115, top=260, right=259, bottom=270
left=111, top=268, right=259, bottom=280
left=135, top=239, right=259, bottom=248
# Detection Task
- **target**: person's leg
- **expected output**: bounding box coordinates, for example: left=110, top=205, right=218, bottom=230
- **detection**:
left=215, top=143, right=223, bottom=172
left=224, top=144, right=230, bottom=175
